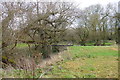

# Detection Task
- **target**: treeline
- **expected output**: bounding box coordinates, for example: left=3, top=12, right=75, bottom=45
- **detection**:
left=1, top=2, right=119, bottom=69
left=62, top=4, right=119, bottom=46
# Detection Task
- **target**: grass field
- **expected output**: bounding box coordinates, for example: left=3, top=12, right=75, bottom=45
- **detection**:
left=1, top=46, right=118, bottom=78
left=42, top=46, right=118, bottom=78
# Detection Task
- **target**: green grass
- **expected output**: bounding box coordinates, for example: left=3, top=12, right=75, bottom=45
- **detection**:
left=104, top=42, right=113, bottom=45
left=2, top=46, right=118, bottom=78
left=16, top=43, right=29, bottom=48
left=43, top=46, right=118, bottom=78
left=4, top=43, right=29, bottom=49
left=86, top=43, right=95, bottom=46
left=69, top=46, right=118, bottom=58
left=85, top=42, right=114, bottom=46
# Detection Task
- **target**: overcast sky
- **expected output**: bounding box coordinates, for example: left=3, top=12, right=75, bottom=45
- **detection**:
left=72, top=0, right=119, bottom=9
left=1, top=0, right=119, bottom=9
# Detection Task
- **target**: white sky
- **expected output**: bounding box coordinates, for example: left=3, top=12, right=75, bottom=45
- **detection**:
left=73, top=0, right=120, bottom=9
left=1, top=0, right=119, bottom=9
